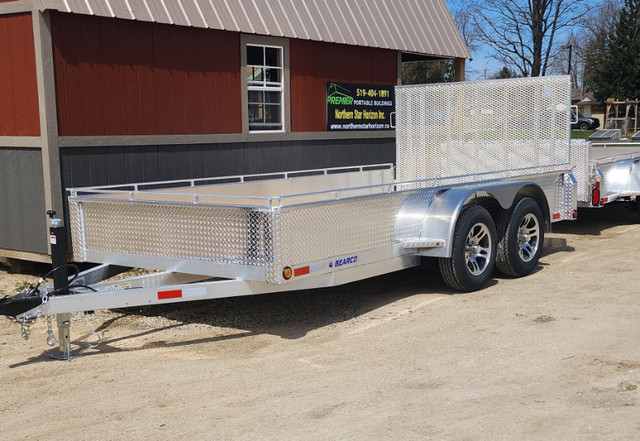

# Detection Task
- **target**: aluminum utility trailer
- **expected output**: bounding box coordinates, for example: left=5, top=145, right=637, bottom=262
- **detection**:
left=1, top=76, right=578, bottom=355
left=571, top=140, right=640, bottom=212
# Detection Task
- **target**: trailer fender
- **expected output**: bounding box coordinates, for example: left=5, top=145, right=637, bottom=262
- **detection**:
left=396, top=181, right=549, bottom=258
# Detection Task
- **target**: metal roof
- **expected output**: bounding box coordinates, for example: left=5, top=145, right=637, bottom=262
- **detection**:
left=36, top=0, right=470, bottom=59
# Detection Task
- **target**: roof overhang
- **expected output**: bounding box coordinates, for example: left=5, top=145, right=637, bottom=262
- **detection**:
left=36, top=0, right=471, bottom=60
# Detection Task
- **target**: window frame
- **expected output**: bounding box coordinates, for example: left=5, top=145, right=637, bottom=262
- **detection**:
left=241, top=35, right=290, bottom=134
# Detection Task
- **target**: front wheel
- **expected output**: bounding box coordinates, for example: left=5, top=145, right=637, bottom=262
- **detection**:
left=439, top=205, right=497, bottom=291
left=496, top=197, right=544, bottom=277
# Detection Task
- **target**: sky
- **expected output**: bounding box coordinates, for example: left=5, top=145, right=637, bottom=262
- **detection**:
left=444, top=0, right=502, bottom=80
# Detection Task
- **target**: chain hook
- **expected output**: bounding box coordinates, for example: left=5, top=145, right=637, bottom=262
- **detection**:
left=46, top=315, right=57, bottom=347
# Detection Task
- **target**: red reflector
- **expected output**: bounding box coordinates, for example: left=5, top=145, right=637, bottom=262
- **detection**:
left=158, top=289, right=182, bottom=300
left=294, top=266, right=310, bottom=277
left=573, top=210, right=578, bottom=219
left=552, top=213, right=560, bottom=220
left=592, top=188, right=601, bottom=206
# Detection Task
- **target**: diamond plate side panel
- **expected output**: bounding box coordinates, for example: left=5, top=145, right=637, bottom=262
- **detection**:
left=396, top=76, right=572, bottom=183
left=72, top=200, right=275, bottom=268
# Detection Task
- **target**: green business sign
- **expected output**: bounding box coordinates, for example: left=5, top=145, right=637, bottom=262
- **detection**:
left=326, top=82, right=395, bottom=131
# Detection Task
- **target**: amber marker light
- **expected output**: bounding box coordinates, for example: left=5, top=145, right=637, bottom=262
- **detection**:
left=283, top=266, right=293, bottom=280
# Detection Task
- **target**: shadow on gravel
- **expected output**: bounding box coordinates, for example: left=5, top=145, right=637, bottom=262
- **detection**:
left=10, top=265, right=461, bottom=365
left=112, top=264, right=453, bottom=339
left=552, top=204, right=639, bottom=236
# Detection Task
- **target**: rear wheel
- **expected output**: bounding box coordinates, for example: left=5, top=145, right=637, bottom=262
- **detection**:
left=496, top=197, right=544, bottom=277
left=439, top=205, right=496, bottom=291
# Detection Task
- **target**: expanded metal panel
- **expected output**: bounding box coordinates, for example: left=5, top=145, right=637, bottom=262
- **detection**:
left=570, top=140, right=592, bottom=203
left=396, top=76, right=572, bottom=184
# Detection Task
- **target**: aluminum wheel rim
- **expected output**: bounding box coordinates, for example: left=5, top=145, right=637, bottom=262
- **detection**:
left=465, top=222, right=492, bottom=276
left=517, top=213, right=540, bottom=262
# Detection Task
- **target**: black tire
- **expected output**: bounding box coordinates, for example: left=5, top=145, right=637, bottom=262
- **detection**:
left=439, top=205, right=497, bottom=291
left=579, top=122, right=589, bottom=131
left=496, top=197, right=544, bottom=277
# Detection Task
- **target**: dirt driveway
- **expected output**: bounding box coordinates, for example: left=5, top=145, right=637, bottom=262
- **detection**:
left=1, top=204, right=639, bottom=441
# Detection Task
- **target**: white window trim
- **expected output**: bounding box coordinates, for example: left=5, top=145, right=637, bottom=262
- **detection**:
left=241, top=35, right=290, bottom=134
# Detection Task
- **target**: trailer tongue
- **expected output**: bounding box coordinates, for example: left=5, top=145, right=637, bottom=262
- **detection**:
left=2, top=76, right=579, bottom=357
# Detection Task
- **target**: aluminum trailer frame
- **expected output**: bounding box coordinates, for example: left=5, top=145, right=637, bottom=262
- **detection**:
left=571, top=141, right=640, bottom=209
left=2, top=76, right=578, bottom=355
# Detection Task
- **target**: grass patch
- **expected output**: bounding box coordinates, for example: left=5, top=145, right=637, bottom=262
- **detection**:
left=571, top=130, right=595, bottom=139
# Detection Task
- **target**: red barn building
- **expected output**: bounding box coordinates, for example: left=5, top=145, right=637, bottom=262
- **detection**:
left=0, top=0, right=469, bottom=262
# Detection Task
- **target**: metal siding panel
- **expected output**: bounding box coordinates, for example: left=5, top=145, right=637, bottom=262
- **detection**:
left=351, top=2, right=382, bottom=48
left=85, top=0, right=114, bottom=17
left=209, top=0, right=240, bottom=32
left=243, top=0, right=268, bottom=36
left=182, top=0, right=207, bottom=28
left=225, top=0, right=254, bottom=33
left=65, top=0, right=92, bottom=15
left=108, top=0, right=134, bottom=20
left=293, top=0, right=321, bottom=41
left=163, top=0, right=191, bottom=26
left=41, top=0, right=470, bottom=59
left=268, top=0, right=297, bottom=38
left=279, top=0, right=309, bottom=40
left=410, top=0, right=443, bottom=55
left=253, top=0, right=281, bottom=36
left=301, top=0, right=331, bottom=43
left=340, top=1, right=367, bottom=47
left=145, top=0, right=172, bottom=24
left=377, top=1, right=408, bottom=52
left=194, top=0, right=225, bottom=29
left=403, top=1, right=436, bottom=54
left=126, top=0, right=153, bottom=22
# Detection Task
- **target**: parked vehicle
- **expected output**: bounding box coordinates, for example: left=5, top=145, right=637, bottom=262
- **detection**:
left=571, top=112, right=600, bottom=130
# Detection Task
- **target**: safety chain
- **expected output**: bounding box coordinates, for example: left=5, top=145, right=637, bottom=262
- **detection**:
left=46, top=315, right=57, bottom=347
left=19, top=316, right=34, bottom=341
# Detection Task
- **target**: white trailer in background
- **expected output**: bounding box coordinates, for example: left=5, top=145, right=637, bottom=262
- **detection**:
left=1, top=76, right=578, bottom=355
left=571, top=140, right=640, bottom=213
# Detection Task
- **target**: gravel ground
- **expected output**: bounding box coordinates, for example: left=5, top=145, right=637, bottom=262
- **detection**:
left=1, top=204, right=640, bottom=440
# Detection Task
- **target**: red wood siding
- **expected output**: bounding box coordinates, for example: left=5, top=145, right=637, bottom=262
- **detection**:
left=0, top=13, right=40, bottom=136
left=289, top=40, right=397, bottom=132
left=51, top=12, right=242, bottom=136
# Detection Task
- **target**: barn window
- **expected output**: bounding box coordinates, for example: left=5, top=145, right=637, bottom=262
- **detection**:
left=246, top=44, right=284, bottom=132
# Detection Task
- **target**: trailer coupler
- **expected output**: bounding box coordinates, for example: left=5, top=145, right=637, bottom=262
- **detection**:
left=0, top=292, right=43, bottom=318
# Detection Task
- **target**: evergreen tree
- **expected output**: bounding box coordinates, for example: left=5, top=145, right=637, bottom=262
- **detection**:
left=592, top=0, right=640, bottom=101
left=491, top=66, right=520, bottom=79
left=401, top=60, right=454, bottom=85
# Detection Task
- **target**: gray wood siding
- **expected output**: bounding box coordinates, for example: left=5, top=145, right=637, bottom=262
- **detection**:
left=60, top=138, right=395, bottom=188
left=0, top=148, right=47, bottom=254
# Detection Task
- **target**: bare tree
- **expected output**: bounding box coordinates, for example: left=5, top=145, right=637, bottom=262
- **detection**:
left=448, top=1, right=481, bottom=53
left=471, top=0, right=588, bottom=77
